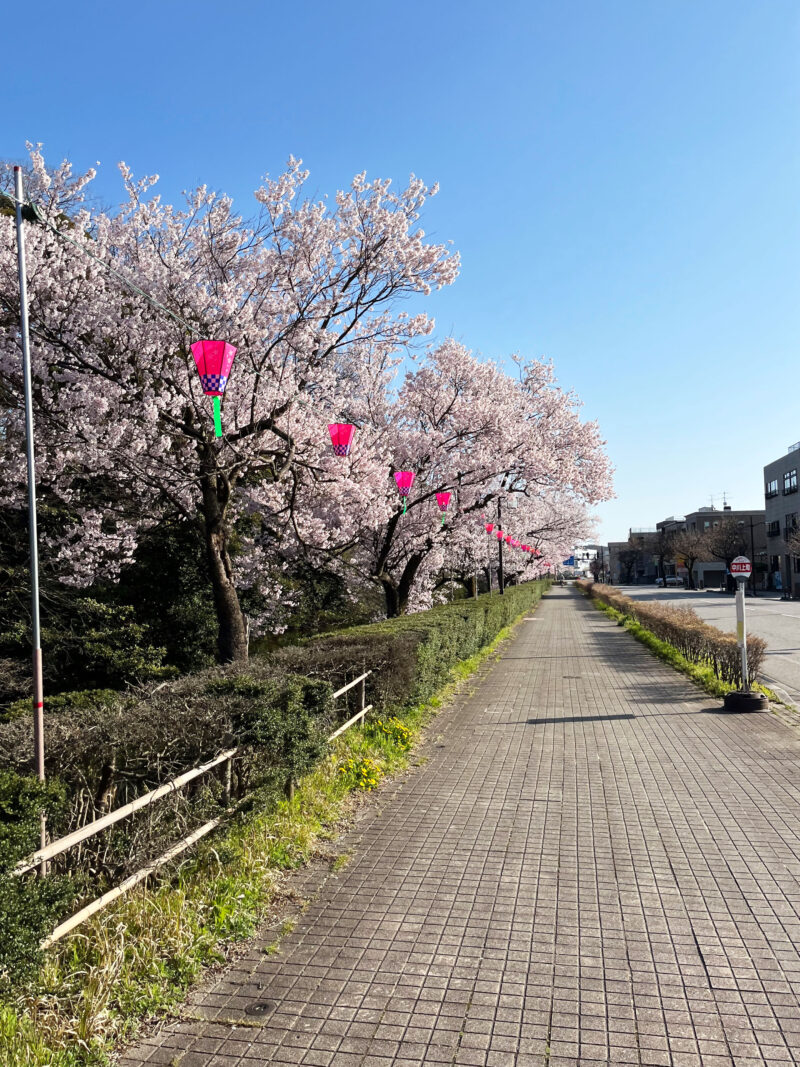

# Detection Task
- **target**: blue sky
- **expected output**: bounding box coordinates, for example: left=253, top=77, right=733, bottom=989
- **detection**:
left=5, top=0, right=799, bottom=543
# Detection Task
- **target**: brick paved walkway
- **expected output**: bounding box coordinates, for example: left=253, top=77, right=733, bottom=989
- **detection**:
left=121, top=587, right=800, bottom=1067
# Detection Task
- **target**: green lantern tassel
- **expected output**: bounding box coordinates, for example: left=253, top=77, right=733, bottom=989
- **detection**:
left=212, top=395, right=223, bottom=438
left=403, top=499, right=407, bottom=515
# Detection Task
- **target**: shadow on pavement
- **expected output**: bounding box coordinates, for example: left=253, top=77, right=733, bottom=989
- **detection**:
left=499, top=713, right=637, bottom=726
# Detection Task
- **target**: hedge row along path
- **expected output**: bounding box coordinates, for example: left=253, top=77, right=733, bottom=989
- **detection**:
left=121, top=586, right=800, bottom=1067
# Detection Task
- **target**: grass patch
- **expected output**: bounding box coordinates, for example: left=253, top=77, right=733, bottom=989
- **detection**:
left=0, top=597, right=537, bottom=1066
left=590, top=597, right=778, bottom=702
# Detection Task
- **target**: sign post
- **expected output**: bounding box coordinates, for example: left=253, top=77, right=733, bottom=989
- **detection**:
left=724, top=556, right=767, bottom=711
left=731, top=556, right=752, bottom=693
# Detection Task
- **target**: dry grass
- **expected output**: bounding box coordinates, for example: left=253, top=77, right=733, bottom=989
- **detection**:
left=577, top=580, right=766, bottom=688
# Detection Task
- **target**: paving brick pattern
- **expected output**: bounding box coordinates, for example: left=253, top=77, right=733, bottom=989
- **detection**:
left=120, top=588, right=800, bottom=1066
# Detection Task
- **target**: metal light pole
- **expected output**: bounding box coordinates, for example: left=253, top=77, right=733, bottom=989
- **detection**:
left=14, top=166, right=47, bottom=868
left=497, top=498, right=504, bottom=594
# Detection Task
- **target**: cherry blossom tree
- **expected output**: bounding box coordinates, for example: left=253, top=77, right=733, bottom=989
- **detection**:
left=325, top=340, right=613, bottom=616
left=0, top=147, right=458, bottom=661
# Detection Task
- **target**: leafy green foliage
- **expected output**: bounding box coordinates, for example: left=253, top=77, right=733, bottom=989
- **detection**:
left=337, top=755, right=381, bottom=790
left=230, top=676, right=332, bottom=779
left=0, top=599, right=174, bottom=695
left=114, top=516, right=217, bottom=673
left=2, top=688, right=121, bottom=725
left=368, top=717, right=412, bottom=751
left=0, top=772, right=75, bottom=989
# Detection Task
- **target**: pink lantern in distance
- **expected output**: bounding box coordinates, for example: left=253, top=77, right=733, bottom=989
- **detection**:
left=395, top=471, right=415, bottom=514
left=436, top=492, right=451, bottom=526
left=328, top=423, right=355, bottom=456
left=511, top=539, right=520, bottom=548
left=496, top=530, right=504, bottom=540
left=485, top=523, right=494, bottom=534
left=191, top=340, right=237, bottom=438
left=504, top=535, right=512, bottom=544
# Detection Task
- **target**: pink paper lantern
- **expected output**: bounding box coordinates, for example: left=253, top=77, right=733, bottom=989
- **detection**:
left=436, top=491, right=451, bottom=527
left=496, top=530, right=504, bottom=540
left=395, top=471, right=415, bottom=514
left=394, top=471, right=415, bottom=497
left=485, top=523, right=495, bottom=533
left=191, top=339, right=237, bottom=437
left=328, top=423, right=355, bottom=456
left=504, top=535, right=512, bottom=544
left=191, top=340, right=237, bottom=396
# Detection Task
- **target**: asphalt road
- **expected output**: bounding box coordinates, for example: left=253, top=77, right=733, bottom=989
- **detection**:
left=617, top=584, right=800, bottom=705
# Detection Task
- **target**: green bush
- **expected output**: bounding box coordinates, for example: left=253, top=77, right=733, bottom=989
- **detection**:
left=229, top=675, right=333, bottom=780
left=2, top=688, right=121, bottom=725
left=0, top=771, right=75, bottom=989
left=0, top=600, right=176, bottom=695
left=287, top=580, right=550, bottom=714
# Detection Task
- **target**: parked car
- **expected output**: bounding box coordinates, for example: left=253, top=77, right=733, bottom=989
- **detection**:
left=655, top=575, right=684, bottom=587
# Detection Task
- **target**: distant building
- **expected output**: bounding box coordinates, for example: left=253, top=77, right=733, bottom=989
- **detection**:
left=569, top=544, right=611, bottom=581
left=658, top=504, right=766, bottom=590
left=608, top=530, right=659, bottom=585
left=764, top=442, right=800, bottom=594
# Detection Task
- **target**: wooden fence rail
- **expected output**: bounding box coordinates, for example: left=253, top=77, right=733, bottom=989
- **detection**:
left=14, top=670, right=374, bottom=946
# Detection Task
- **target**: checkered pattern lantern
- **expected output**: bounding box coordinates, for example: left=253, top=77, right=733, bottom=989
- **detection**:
left=436, top=492, right=451, bottom=526
left=328, top=423, right=355, bottom=456
left=191, top=340, right=237, bottom=437
left=394, top=471, right=415, bottom=514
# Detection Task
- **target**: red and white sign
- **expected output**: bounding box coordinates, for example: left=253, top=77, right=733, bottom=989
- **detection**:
left=730, top=555, right=752, bottom=579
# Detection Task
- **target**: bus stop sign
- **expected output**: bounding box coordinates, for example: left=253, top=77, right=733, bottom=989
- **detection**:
left=731, top=555, right=752, bottom=580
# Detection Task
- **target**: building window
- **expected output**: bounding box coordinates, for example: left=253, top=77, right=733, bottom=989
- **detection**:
left=766, top=478, right=779, bottom=498
left=767, top=520, right=781, bottom=537
left=784, top=470, right=798, bottom=494
left=785, top=514, right=798, bottom=540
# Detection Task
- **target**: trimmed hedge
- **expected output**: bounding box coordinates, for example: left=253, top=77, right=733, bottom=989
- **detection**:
left=0, top=580, right=548, bottom=975
left=300, top=580, right=549, bottom=712
left=577, top=579, right=766, bottom=687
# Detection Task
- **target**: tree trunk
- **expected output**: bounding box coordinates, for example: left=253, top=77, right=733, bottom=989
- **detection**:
left=201, top=460, right=248, bottom=663
left=380, top=554, right=425, bottom=618
left=205, top=521, right=249, bottom=661
left=382, top=580, right=402, bottom=618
